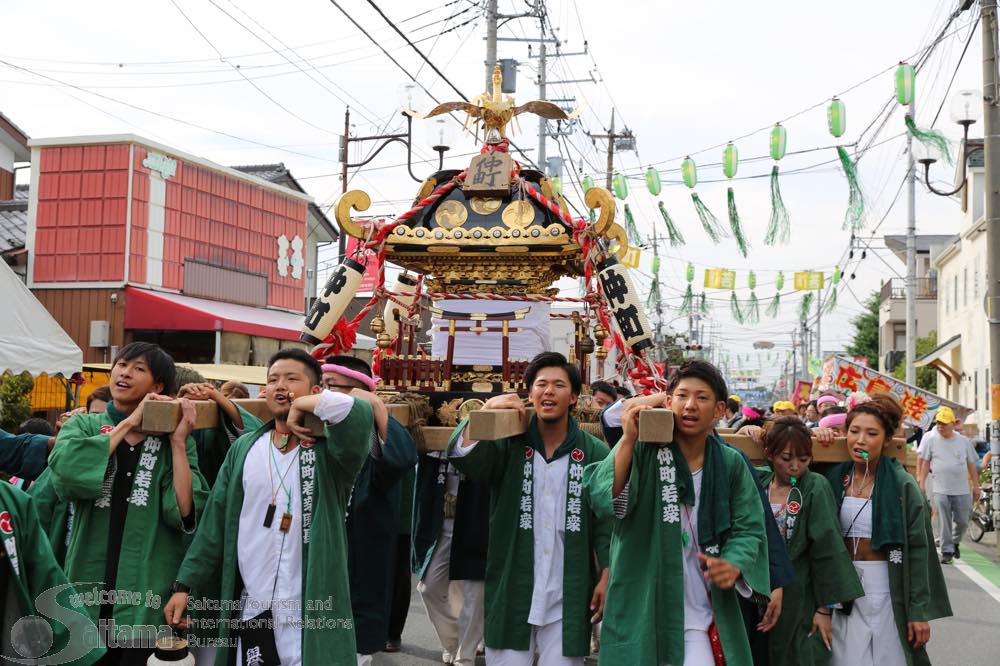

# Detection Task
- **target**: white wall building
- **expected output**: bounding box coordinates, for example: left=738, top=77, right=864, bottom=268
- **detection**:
left=919, top=140, right=989, bottom=434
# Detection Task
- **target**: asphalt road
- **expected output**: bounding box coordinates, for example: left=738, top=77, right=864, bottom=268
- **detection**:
left=376, top=531, right=1000, bottom=665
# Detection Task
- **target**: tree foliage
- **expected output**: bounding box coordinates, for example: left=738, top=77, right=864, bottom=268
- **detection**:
left=845, top=291, right=880, bottom=364
left=0, top=372, right=34, bottom=431
left=892, top=330, right=938, bottom=392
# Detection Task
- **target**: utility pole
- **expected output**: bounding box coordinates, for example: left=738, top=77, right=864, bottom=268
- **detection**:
left=979, top=0, right=1000, bottom=555
left=589, top=110, right=634, bottom=189
left=905, top=91, right=918, bottom=386
left=815, top=289, right=822, bottom=365
left=339, top=107, right=350, bottom=260
left=485, top=0, right=498, bottom=92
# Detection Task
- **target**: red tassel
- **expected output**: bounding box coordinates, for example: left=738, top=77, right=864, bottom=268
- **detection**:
left=310, top=318, right=358, bottom=361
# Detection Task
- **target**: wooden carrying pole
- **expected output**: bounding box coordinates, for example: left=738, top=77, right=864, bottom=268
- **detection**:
left=141, top=399, right=411, bottom=436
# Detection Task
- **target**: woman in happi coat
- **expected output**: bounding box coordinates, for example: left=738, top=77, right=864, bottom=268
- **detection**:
left=824, top=393, right=951, bottom=666
left=755, top=417, right=862, bottom=666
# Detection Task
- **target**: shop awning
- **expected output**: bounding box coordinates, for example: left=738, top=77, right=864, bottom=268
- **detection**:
left=125, top=287, right=306, bottom=341
left=85, top=362, right=267, bottom=385
left=0, top=261, right=82, bottom=376
left=915, top=334, right=962, bottom=383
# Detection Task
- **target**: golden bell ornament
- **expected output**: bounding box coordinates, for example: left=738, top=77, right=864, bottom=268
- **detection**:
left=595, top=346, right=608, bottom=361
left=594, top=323, right=608, bottom=344
left=376, top=332, right=393, bottom=349
left=580, top=336, right=596, bottom=355
left=370, top=316, right=385, bottom=335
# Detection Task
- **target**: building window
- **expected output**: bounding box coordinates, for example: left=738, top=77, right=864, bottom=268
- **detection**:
left=964, top=267, right=968, bottom=308
left=893, top=324, right=905, bottom=351
left=975, top=370, right=979, bottom=410
left=954, top=275, right=959, bottom=312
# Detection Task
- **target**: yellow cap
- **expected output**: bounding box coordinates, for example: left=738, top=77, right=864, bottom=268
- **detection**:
left=934, top=406, right=956, bottom=424
left=773, top=401, right=796, bottom=412
left=728, top=394, right=742, bottom=403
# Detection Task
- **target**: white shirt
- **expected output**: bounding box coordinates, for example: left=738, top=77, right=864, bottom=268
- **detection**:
left=236, top=390, right=354, bottom=666
left=452, top=432, right=569, bottom=626
left=682, top=469, right=713, bottom=631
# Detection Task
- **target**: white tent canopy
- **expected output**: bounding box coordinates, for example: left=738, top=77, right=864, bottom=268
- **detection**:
left=0, top=261, right=82, bottom=376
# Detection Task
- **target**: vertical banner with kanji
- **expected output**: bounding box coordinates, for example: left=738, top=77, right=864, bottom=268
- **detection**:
left=597, top=256, right=653, bottom=353
left=824, top=355, right=971, bottom=430
left=345, top=236, right=380, bottom=294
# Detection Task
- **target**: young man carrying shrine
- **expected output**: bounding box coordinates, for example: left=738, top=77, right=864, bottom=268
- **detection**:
left=584, top=359, right=770, bottom=665
left=448, top=351, right=611, bottom=666
left=47, top=342, right=209, bottom=666
left=163, top=348, right=374, bottom=666
left=319, top=356, right=418, bottom=665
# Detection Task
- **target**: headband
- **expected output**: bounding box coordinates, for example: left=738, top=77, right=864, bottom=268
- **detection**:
left=818, top=413, right=847, bottom=429
left=816, top=395, right=839, bottom=407
left=741, top=406, right=761, bottom=420
left=321, top=364, right=379, bottom=392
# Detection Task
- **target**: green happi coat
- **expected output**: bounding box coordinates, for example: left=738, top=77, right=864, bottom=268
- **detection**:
left=28, top=469, right=72, bottom=567
left=448, top=415, right=611, bottom=657
left=175, top=397, right=373, bottom=666
left=754, top=468, right=863, bottom=666
left=825, top=457, right=952, bottom=666
left=47, top=404, right=209, bottom=632
left=0, top=482, right=104, bottom=665
left=584, top=434, right=770, bottom=666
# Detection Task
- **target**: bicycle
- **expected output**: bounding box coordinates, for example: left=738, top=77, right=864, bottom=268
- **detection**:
left=968, top=484, right=994, bottom=543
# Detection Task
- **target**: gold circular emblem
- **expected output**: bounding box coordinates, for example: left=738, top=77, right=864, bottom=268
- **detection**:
left=501, top=200, right=535, bottom=229
left=434, top=200, right=468, bottom=230
left=470, top=197, right=502, bottom=215
left=458, top=399, right=485, bottom=420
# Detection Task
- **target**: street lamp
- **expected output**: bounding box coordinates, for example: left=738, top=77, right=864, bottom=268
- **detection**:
left=426, top=117, right=453, bottom=171
left=917, top=89, right=984, bottom=196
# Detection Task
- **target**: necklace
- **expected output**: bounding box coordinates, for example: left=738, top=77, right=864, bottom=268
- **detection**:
left=264, top=440, right=300, bottom=532
left=272, top=428, right=292, bottom=452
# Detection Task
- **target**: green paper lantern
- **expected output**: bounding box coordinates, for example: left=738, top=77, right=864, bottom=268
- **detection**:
left=895, top=62, right=915, bottom=106
left=776, top=271, right=784, bottom=290
left=550, top=177, right=562, bottom=195
left=723, top=142, right=738, bottom=179
left=582, top=175, right=594, bottom=192
left=828, top=97, right=846, bottom=138
left=833, top=265, right=842, bottom=284
left=645, top=167, right=662, bottom=196
left=686, top=262, right=695, bottom=282
left=770, top=124, right=787, bottom=161
left=612, top=172, right=628, bottom=200
left=682, top=157, right=697, bottom=189
left=748, top=271, right=756, bottom=290
left=652, top=256, right=661, bottom=273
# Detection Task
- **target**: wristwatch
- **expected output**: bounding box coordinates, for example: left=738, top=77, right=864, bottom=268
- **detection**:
left=169, top=580, right=191, bottom=595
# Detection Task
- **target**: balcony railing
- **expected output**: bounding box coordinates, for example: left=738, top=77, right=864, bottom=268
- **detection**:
left=880, top=277, right=937, bottom=303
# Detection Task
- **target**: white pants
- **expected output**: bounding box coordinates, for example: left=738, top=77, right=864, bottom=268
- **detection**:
left=486, top=619, right=583, bottom=666
left=661, top=628, right=714, bottom=666
left=417, top=519, right=485, bottom=666
left=832, top=562, right=907, bottom=666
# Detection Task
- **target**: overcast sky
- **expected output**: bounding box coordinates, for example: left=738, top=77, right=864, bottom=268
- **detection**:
left=0, top=0, right=985, bottom=385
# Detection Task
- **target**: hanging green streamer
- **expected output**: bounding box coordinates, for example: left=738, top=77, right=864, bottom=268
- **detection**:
left=766, top=292, right=781, bottom=318
left=678, top=284, right=694, bottom=315
left=765, top=165, right=791, bottom=245
left=730, top=291, right=745, bottom=324
left=646, top=255, right=661, bottom=309
left=836, top=147, right=866, bottom=230
left=824, top=287, right=838, bottom=314
left=658, top=201, right=685, bottom=247
left=691, top=193, right=727, bottom=244
left=904, top=115, right=952, bottom=164
left=623, top=203, right=642, bottom=246
left=745, top=292, right=760, bottom=324
left=726, top=188, right=749, bottom=257
left=799, top=293, right=814, bottom=322
left=588, top=208, right=596, bottom=224
left=646, top=275, right=661, bottom=309
left=700, top=292, right=710, bottom=315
